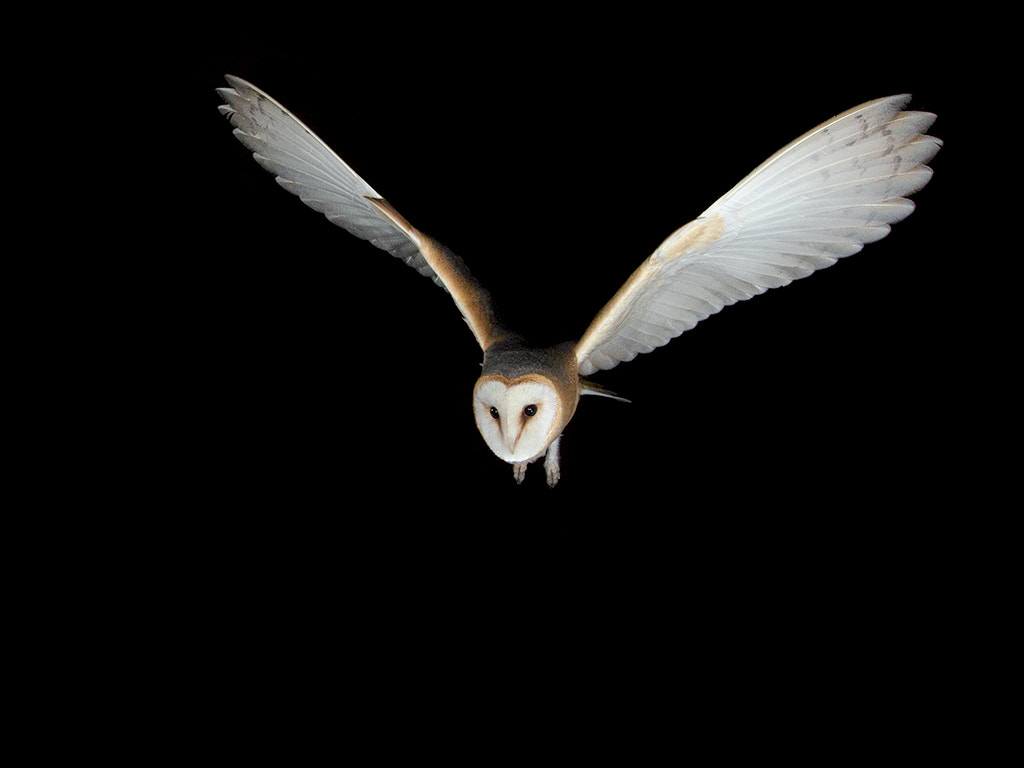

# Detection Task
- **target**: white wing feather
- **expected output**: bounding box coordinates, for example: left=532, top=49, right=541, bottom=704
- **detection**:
left=217, top=76, right=503, bottom=350
left=217, top=75, right=440, bottom=284
left=575, top=95, right=941, bottom=376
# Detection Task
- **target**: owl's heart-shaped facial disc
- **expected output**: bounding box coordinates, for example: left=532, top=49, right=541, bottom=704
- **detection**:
left=473, top=377, right=560, bottom=463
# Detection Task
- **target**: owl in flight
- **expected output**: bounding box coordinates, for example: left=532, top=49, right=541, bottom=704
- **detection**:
left=217, top=76, right=940, bottom=486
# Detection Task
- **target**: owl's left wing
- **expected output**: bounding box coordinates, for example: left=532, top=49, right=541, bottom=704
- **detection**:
left=216, top=75, right=502, bottom=351
left=575, top=95, right=941, bottom=376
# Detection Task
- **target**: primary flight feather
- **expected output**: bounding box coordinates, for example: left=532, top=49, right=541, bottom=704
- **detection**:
left=217, top=77, right=940, bottom=486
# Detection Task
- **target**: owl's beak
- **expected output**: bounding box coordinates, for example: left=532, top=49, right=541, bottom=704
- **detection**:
left=503, top=420, right=522, bottom=455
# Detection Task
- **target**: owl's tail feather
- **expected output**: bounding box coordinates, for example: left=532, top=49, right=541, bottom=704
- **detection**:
left=580, top=379, right=630, bottom=403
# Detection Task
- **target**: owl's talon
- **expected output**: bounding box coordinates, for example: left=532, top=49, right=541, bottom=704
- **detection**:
left=544, top=436, right=561, bottom=487
left=545, top=464, right=560, bottom=487
left=513, top=462, right=528, bottom=484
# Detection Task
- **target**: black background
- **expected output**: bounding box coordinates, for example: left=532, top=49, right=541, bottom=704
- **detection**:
left=82, top=13, right=1003, bottom=744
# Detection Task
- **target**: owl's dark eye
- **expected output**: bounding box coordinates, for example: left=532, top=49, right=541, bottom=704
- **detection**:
left=523, top=404, right=537, bottom=418
left=489, top=406, right=500, bottom=420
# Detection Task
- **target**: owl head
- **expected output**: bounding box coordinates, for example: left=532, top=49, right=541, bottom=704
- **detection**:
left=473, top=374, right=563, bottom=463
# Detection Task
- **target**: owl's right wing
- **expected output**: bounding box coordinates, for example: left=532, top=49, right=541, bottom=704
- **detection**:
left=217, top=75, right=502, bottom=351
left=574, top=95, right=941, bottom=376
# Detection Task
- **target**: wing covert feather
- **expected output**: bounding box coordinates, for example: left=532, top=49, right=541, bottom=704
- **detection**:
left=575, top=95, right=941, bottom=375
left=217, top=75, right=501, bottom=350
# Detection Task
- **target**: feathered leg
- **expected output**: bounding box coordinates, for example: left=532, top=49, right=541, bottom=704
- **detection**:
left=544, top=436, right=561, bottom=487
left=513, top=462, right=528, bottom=485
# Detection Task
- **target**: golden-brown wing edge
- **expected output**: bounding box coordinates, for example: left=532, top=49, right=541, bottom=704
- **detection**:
left=365, top=197, right=504, bottom=351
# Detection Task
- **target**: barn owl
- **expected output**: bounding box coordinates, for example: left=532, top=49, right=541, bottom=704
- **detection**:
left=217, top=76, right=940, bottom=486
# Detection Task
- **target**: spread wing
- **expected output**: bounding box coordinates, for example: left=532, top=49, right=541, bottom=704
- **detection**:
left=575, top=95, right=941, bottom=376
left=217, top=75, right=502, bottom=350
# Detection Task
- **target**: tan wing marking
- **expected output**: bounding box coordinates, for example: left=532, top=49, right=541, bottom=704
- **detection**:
left=574, top=215, right=726, bottom=369
left=366, top=197, right=503, bottom=350
left=656, top=214, right=726, bottom=262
